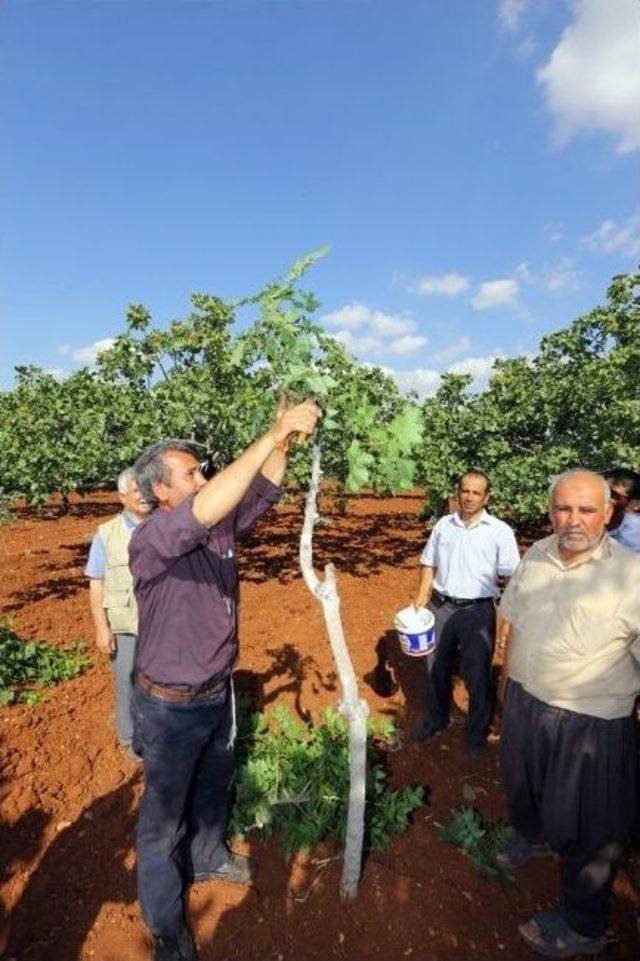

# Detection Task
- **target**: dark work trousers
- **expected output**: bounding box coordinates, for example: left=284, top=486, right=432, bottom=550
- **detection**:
left=500, top=681, right=638, bottom=938
left=132, top=681, right=235, bottom=940
left=425, top=595, right=496, bottom=746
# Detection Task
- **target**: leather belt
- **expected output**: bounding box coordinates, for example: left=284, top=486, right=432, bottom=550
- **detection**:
left=432, top=589, right=493, bottom=609
left=137, top=672, right=228, bottom=703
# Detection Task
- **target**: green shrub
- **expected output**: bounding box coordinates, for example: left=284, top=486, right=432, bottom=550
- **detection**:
left=230, top=703, right=424, bottom=857
left=439, top=805, right=515, bottom=879
left=0, top=620, right=90, bottom=705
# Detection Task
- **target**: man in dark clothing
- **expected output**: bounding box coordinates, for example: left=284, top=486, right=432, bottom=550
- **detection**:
left=130, top=400, right=320, bottom=961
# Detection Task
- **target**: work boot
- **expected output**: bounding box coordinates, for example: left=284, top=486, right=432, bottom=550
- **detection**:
left=153, top=925, right=197, bottom=961
left=191, top=852, right=257, bottom=885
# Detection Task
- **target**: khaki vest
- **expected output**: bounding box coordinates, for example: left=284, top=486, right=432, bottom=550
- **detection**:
left=99, top=514, right=138, bottom=635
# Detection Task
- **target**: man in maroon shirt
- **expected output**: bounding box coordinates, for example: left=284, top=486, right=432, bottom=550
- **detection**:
left=130, top=400, right=319, bottom=961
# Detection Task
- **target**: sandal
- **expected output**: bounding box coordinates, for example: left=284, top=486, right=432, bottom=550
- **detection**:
left=495, top=834, right=552, bottom=869
left=518, top=909, right=607, bottom=958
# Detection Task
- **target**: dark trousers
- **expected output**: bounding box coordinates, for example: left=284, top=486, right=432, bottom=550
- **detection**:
left=500, top=681, right=638, bottom=938
left=425, top=595, right=496, bottom=746
left=132, top=682, right=235, bottom=939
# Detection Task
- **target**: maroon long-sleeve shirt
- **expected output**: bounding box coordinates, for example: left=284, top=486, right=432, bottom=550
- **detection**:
left=129, top=474, right=280, bottom=687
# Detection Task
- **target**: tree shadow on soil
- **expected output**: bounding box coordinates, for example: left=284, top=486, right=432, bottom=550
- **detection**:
left=69, top=498, right=121, bottom=520
left=2, top=543, right=90, bottom=613
left=234, top=643, right=339, bottom=724
left=3, top=777, right=141, bottom=961
left=239, top=510, right=424, bottom=585
left=11, top=497, right=120, bottom=524
left=0, top=733, right=52, bottom=954
left=1, top=574, right=87, bottom=613
left=364, top=630, right=425, bottom=726
left=365, top=629, right=497, bottom=737
left=0, top=805, right=51, bottom=956
left=55, top=541, right=94, bottom=563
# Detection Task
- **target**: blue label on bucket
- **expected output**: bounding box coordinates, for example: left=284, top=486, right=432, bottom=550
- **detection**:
left=398, top=626, right=436, bottom=657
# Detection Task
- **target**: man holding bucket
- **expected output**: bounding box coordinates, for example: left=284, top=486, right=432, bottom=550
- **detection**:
left=412, top=469, right=520, bottom=759
left=496, top=469, right=640, bottom=958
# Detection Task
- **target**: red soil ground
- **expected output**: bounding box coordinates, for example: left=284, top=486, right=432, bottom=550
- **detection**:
left=0, top=492, right=637, bottom=961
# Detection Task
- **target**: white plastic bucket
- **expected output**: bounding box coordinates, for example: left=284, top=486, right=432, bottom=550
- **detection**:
left=394, top=607, right=436, bottom=658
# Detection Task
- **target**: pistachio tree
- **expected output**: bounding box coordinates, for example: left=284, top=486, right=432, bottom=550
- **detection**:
left=0, top=366, right=111, bottom=511
left=230, top=248, right=423, bottom=898
left=417, top=271, right=640, bottom=523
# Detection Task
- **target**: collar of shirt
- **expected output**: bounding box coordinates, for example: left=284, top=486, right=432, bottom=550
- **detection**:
left=542, top=531, right=611, bottom=571
left=122, top=511, right=141, bottom=530
left=451, top=509, right=491, bottom=530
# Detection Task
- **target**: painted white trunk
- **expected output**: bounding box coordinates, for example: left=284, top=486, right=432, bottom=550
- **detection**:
left=299, top=440, right=369, bottom=900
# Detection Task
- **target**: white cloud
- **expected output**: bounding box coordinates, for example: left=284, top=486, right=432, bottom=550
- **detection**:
left=322, top=301, right=424, bottom=361
left=45, top=368, right=69, bottom=382
left=331, top=330, right=385, bottom=357
left=448, top=353, right=504, bottom=392
left=498, top=0, right=530, bottom=33
left=385, top=366, right=442, bottom=399
left=384, top=351, right=505, bottom=399
left=471, top=278, right=521, bottom=311
left=322, top=302, right=372, bottom=331
left=543, top=257, right=582, bottom=293
left=321, top=301, right=414, bottom=336
left=369, top=312, right=415, bottom=337
left=536, top=0, right=640, bottom=153
left=389, top=335, right=428, bottom=356
left=431, top=335, right=473, bottom=363
left=581, top=216, right=640, bottom=256
left=512, top=257, right=581, bottom=295
left=412, top=272, right=470, bottom=297
left=58, top=337, right=115, bottom=365
left=516, top=34, right=538, bottom=59
left=515, top=261, right=534, bottom=284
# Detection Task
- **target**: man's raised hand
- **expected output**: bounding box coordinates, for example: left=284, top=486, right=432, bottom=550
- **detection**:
left=270, top=398, right=321, bottom=450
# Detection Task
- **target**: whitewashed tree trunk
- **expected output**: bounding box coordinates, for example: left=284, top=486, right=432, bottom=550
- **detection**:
left=299, top=439, right=369, bottom=900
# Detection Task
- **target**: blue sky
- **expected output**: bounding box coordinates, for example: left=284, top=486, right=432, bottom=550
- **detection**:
left=2, top=0, right=639, bottom=394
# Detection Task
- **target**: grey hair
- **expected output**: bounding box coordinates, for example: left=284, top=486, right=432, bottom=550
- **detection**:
left=134, top=438, right=203, bottom=508
left=548, top=469, right=611, bottom=505
left=117, top=466, right=137, bottom=495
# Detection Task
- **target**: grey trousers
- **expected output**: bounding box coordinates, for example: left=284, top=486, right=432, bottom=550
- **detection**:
left=109, top=632, right=137, bottom=748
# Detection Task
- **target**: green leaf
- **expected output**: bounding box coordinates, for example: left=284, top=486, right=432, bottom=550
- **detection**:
left=229, top=705, right=423, bottom=856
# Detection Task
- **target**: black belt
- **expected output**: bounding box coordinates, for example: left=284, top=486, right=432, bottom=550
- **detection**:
left=137, top=672, right=228, bottom=703
left=432, top=589, right=494, bottom=609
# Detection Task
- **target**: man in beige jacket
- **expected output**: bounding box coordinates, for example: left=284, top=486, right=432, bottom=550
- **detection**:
left=85, top=467, right=151, bottom=755
left=497, top=468, right=640, bottom=958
